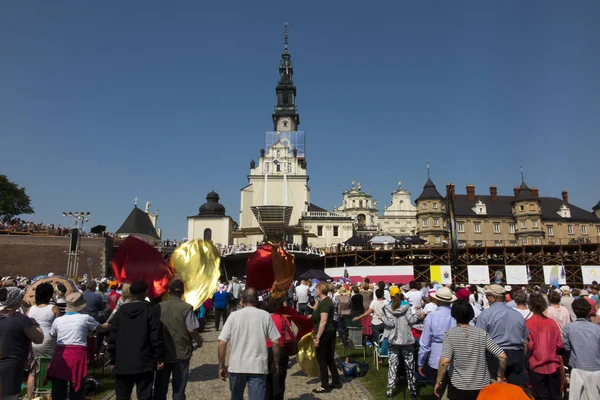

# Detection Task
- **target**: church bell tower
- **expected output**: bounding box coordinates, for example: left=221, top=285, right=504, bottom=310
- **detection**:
left=272, top=22, right=300, bottom=132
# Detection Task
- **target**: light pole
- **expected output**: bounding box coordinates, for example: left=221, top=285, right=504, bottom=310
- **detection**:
left=62, top=212, right=91, bottom=278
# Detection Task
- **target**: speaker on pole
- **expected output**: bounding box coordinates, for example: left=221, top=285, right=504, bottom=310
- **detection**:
left=70, top=228, right=80, bottom=252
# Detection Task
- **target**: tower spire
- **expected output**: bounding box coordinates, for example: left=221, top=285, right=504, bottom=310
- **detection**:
left=520, top=165, right=524, bottom=182
left=427, top=161, right=430, bottom=178
left=284, top=22, right=289, bottom=53
left=272, top=22, right=299, bottom=131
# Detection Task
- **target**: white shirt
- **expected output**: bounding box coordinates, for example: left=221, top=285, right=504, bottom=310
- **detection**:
left=513, top=307, right=532, bottom=320
left=405, top=290, right=423, bottom=311
left=296, top=284, right=309, bottom=304
left=423, top=303, right=438, bottom=314
left=218, top=307, right=280, bottom=374
left=369, top=299, right=387, bottom=325
left=384, top=290, right=391, bottom=303
left=51, top=313, right=99, bottom=346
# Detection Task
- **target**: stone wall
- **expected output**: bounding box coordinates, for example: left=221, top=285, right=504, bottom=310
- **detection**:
left=0, top=235, right=113, bottom=278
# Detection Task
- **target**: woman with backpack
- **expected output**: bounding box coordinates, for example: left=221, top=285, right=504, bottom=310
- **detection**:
left=382, top=286, right=420, bottom=399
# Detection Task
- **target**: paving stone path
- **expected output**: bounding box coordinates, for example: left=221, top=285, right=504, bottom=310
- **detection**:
left=181, top=321, right=374, bottom=400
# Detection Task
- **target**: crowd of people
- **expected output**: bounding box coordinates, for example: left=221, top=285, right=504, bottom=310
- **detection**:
left=2, top=272, right=600, bottom=400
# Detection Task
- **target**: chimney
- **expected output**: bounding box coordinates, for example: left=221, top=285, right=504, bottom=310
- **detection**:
left=514, top=186, right=520, bottom=197
left=445, top=183, right=456, bottom=200
left=466, top=184, right=475, bottom=202
left=562, top=190, right=569, bottom=203
left=531, top=187, right=539, bottom=199
left=490, top=185, right=498, bottom=202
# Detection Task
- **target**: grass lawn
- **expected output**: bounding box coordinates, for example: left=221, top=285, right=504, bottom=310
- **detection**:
left=338, top=347, right=436, bottom=400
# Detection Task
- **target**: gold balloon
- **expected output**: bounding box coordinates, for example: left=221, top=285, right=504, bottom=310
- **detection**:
left=296, top=332, right=320, bottom=377
left=169, top=240, right=221, bottom=310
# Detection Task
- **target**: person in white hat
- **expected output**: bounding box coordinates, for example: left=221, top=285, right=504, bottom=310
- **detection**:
left=476, top=285, right=527, bottom=387
left=417, top=286, right=457, bottom=396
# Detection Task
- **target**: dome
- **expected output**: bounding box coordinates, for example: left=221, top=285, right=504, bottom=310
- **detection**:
left=199, top=191, right=226, bottom=216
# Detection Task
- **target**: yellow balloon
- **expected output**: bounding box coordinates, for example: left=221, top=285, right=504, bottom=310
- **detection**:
left=297, top=332, right=320, bottom=377
left=169, top=240, right=221, bottom=310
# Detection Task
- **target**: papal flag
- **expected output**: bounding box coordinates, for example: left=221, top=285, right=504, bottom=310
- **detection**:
left=430, top=265, right=452, bottom=285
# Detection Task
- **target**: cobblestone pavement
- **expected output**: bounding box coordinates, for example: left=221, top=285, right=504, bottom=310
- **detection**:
left=182, top=323, right=374, bottom=400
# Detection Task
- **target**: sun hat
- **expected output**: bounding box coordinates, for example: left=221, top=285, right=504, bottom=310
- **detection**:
left=431, top=286, right=457, bottom=303
left=560, top=285, right=570, bottom=292
left=401, top=284, right=410, bottom=292
left=485, top=284, right=506, bottom=296
left=66, top=292, right=87, bottom=313
left=580, top=290, right=589, bottom=297
left=389, top=286, right=401, bottom=297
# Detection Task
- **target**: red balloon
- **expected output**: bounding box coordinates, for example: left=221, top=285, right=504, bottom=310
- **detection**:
left=245, top=244, right=275, bottom=291
left=111, top=236, right=173, bottom=298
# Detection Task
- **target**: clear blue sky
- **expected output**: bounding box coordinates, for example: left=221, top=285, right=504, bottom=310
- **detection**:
left=1, top=1, right=599, bottom=240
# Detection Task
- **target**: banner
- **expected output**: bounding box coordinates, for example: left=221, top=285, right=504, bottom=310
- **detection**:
left=543, top=265, right=567, bottom=286
left=505, top=265, right=528, bottom=285
left=325, top=265, right=414, bottom=285
left=581, top=265, right=600, bottom=285
left=430, top=265, right=452, bottom=285
left=467, top=265, right=490, bottom=285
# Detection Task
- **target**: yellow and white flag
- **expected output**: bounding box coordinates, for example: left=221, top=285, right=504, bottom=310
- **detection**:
left=430, top=265, right=452, bottom=284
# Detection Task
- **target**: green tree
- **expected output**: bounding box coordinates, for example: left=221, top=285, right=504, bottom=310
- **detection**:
left=0, top=174, right=34, bottom=222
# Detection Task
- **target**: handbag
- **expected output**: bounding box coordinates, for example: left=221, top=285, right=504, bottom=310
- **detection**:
left=278, top=314, right=299, bottom=356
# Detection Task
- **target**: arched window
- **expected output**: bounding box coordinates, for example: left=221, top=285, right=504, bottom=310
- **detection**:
left=203, top=228, right=212, bottom=241
left=283, top=93, right=289, bottom=105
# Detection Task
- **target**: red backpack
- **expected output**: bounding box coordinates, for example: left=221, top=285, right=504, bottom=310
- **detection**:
left=108, top=291, right=121, bottom=311
left=273, top=313, right=298, bottom=356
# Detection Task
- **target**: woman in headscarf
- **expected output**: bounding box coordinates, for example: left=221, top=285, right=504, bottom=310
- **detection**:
left=0, top=287, right=44, bottom=400
left=47, top=292, right=109, bottom=400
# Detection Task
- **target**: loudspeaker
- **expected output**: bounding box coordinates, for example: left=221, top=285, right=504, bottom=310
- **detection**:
left=70, top=228, right=80, bottom=252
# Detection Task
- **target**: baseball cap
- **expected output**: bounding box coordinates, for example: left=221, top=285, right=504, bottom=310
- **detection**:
left=389, top=286, right=401, bottom=297
left=170, top=279, right=185, bottom=294
left=485, top=284, right=506, bottom=296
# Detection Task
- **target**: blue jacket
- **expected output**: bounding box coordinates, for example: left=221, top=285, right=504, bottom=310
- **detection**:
left=212, top=291, right=231, bottom=309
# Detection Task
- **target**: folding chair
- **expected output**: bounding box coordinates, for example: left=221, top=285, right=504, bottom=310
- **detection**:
left=344, top=326, right=366, bottom=360
left=33, top=357, right=53, bottom=397
left=374, top=334, right=389, bottom=370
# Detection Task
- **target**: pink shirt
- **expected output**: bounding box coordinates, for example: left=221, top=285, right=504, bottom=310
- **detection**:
left=546, top=305, right=571, bottom=334
left=526, top=315, right=563, bottom=374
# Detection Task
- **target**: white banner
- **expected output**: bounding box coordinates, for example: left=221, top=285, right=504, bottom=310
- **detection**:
left=543, top=265, right=567, bottom=286
left=505, top=265, right=529, bottom=285
left=467, top=265, right=490, bottom=285
left=581, top=265, right=600, bottom=285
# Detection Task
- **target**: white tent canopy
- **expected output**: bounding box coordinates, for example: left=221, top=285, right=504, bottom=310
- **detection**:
left=369, top=235, right=398, bottom=245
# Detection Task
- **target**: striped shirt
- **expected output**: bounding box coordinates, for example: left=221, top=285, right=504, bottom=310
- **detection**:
left=441, top=325, right=504, bottom=391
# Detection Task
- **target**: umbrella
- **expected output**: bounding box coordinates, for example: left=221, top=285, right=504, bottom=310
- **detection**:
left=343, top=236, right=370, bottom=246
left=90, top=225, right=106, bottom=234
left=369, top=235, right=398, bottom=245
left=298, top=269, right=332, bottom=281
left=24, top=275, right=78, bottom=307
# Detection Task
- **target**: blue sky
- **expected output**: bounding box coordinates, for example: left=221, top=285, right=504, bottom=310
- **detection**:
left=1, top=1, right=599, bottom=240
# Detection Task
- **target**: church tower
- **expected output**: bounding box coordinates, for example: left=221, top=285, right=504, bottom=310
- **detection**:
left=235, top=23, right=310, bottom=246
left=272, top=22, right=299, bottom=132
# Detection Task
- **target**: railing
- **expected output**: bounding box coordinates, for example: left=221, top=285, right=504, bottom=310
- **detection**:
left=302, top=211, right=349, bottom=218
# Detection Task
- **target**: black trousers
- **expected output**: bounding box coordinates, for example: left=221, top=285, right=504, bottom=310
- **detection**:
left=487, top=349, right=526, bottom=387
left=430, top=368, right=449, bottom=400
left=51, top=379, right=84, bottom=400
left=114, top=372, right=154, bottom=400
left=298, top=303, right=309, bottom=316
left=316, top=331, right=341, bottom=388
left=214, top=307, right=228, bottom=330
left=267, top=348, right=290, bottom=400
left=529, top=369, right=561, bottom=400
left=447, top=382, right=480, bottom=400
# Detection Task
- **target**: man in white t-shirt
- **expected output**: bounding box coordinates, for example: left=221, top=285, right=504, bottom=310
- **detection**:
left=295, top=280, right=310, bottom=316
left=218, top=288, right=280, bottom=400
left=405, top=281, right=423, bottom=312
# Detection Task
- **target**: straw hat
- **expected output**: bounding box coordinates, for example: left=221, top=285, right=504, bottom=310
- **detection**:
left=431, top=287, right=457, bottom=303
left=66, top=292, right=87, bottom=313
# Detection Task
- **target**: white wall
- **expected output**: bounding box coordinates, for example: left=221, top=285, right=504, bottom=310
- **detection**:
left=187, top=217, right=234, bottom=246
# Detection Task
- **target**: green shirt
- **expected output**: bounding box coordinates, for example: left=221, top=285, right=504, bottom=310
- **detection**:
left=312, top=296, right=335, bottom=333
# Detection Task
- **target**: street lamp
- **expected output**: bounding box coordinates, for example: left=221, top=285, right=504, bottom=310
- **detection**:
left=62, top=211, right=92, bottom=278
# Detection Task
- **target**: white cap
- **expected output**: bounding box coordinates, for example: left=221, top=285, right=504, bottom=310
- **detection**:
left=560, top=285, right=570, bottom=292
left=504, top=285, right=512, bottom=292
